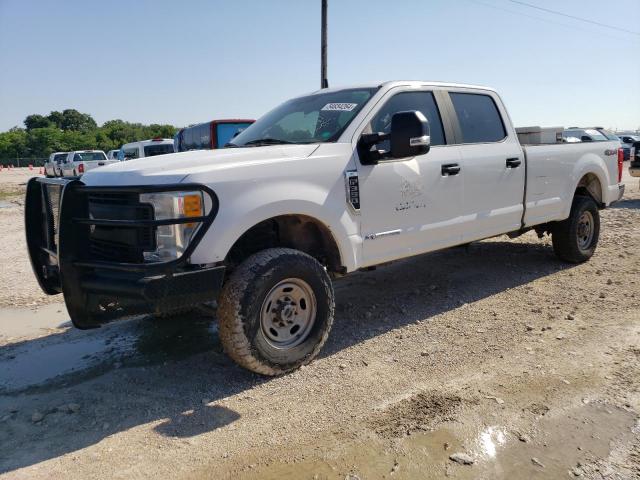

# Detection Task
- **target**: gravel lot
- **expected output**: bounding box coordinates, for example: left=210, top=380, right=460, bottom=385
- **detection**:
left=0, top=169, right=60, bottom=310
left=0, top=167, right=638, bottom=479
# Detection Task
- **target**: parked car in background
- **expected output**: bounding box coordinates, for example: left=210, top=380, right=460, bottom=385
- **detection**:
left=630, top=144, right=640, bottom=177
left=26, top=81, right=625, bottom=375
left=107, top=149, right=120, bottom=161
left=617, top=134, right=640, bottom=161
left=44, top=152, right=68, bottom=177
left=60, top=150, right=113, bottom=177
left=594, top=127, right=621, bottom=142
left=119, top=138, right=174, bottom=160
left=562, top=128, right=609, bottom=143
left=174, top=119, right=254, bottom=152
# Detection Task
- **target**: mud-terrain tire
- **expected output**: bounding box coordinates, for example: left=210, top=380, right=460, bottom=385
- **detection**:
left=218, top=248, right=334, bottom=375
left=552, top=195, right=600, bottom=263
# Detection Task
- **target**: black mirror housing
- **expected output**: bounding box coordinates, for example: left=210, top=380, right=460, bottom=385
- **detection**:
left=357, top=133, right=384, bottom=165
left=389, top=111, right=430, bottom=159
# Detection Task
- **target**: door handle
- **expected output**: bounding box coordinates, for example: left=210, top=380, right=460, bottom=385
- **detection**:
left=441, top=163, right=461, bottom=176
left=506, top=157, right=521, bottom=168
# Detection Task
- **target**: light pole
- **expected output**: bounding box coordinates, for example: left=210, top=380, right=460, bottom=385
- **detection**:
left=321, top=0, right=328, bottom=89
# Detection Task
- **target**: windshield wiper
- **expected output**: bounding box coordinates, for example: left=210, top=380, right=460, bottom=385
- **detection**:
left=242, top=138, right=296, bottom=146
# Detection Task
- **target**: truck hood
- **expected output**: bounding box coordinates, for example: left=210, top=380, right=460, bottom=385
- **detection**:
left=80, top=144, right=320, bottom=186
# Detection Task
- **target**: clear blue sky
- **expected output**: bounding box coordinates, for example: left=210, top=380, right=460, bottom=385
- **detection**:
left=0, top=0, right=639, bottom=132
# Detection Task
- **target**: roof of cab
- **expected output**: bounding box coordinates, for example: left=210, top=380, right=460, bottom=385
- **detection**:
left=121, top=138, right=174, bottom=148
left=307, top=80, right=497, bottom=95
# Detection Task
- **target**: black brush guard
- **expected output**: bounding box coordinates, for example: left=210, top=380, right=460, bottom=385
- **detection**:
left=25, top=177, right=224, bottom=328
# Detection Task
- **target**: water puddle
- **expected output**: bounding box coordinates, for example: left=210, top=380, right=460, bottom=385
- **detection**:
left=0, top=303, right=69, bottom=339
left=0, top=304, right=219, bottom=393
left=232, top=403, right=636, bottom=480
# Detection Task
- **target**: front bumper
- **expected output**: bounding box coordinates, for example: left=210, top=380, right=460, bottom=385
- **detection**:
left=25, top=177, right=223, bottom=328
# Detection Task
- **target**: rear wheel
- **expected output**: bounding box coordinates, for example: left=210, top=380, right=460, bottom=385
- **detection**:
left=218, top=248, right=334, bottom=375
left=552, top=196, right=600, bottom=263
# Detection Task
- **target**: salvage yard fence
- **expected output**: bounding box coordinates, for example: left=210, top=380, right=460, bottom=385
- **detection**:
left=0, top=157, right=48, bottom=168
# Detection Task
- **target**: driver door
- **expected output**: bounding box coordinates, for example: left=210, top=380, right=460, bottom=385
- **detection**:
left=356, top=89, right=464, bottom=266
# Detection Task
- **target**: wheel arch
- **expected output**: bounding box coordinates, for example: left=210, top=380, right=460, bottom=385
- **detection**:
left=574, top=172, right=604, bottom=206
left=561, top=162, right=608, bottom=219
left=224, top=214, right=345, bottom=275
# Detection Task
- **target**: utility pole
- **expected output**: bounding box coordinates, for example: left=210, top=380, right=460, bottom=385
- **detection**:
left=321, top=0, right=328, bottom=89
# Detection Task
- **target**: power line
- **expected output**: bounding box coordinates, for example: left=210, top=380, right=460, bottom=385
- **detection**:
left=507, top=0, right=640, bottom=36
left=465, top=0, right=639, bottom=42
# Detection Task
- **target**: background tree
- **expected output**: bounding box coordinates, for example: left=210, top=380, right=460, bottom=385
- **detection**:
left=24, top=114, right=53, bottom=130
left=59, top=109, right=97, bottom=132
left=1, top=110, right=178, bottom=165
left=0, top=128, right=28, bottom=161
left=47, top=111, right=64, bottom=129
left=25, top=128, right=64, bottom=157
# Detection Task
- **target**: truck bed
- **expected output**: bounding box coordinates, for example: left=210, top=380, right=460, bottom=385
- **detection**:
left=522, top=141, right=621, bottom=228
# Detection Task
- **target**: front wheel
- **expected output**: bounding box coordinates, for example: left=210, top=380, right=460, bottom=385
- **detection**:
left=552, top=196, right=600, bottom=263
left=218, top=248, right=334, bottom=376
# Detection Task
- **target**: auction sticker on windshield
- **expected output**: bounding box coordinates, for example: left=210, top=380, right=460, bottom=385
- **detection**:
left=321, top=103, right=358, bottom=112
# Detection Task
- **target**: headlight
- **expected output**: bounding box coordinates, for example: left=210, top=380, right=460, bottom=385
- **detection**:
left=139, top=191, right=204, bottom=262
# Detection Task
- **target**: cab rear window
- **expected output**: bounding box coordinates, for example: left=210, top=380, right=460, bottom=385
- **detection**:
left=75, top=152, right=107, bottom=161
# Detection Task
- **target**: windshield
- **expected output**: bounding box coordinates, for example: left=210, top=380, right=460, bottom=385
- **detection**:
left=229, top=88, right=378, bottom=146
left=75, top=151, right=107, bottom=161
left=597, top=129, right=619, bottom=141
left=563, top=129, right=608, bottom=142
left=144, top=143, right=174, bottom=157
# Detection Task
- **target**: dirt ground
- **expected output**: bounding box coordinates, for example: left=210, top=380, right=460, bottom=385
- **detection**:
left=0, top=167, right=638, bottom=479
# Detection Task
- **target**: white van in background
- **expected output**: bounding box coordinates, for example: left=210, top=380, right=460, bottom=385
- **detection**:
left=106, top=149, right=120, bottom=161
left=118, top=138, right=175, bottom=161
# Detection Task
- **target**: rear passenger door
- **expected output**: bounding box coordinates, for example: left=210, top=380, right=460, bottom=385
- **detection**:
left=447, top=91, right=525, bottom=241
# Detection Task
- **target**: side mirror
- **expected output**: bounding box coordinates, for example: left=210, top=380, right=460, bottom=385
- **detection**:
left=357, top=110, right=431, bottom=165
left=389, top=110, right=431, bottom=159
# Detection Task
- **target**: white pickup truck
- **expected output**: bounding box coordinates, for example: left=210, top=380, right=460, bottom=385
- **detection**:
left=25, top=81, right=625, bottom=375
left=60, top=150, right=116, bottom=177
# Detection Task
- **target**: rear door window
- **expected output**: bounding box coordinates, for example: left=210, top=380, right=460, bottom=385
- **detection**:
left=450, top=93, right=506, bottom=143
left=123, top=147, right=140, bottom=160
left=143, top=144, right=174, bottom=157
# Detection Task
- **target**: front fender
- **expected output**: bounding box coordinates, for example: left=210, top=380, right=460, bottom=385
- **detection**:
left=190, top=180, right=360, bottom=272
